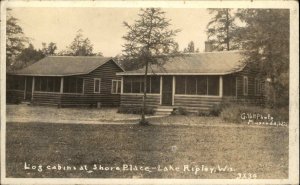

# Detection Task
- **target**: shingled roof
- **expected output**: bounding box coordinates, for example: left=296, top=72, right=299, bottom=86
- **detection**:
left=118, top=51, right=246, bottom=75
left=10, top=56, right=122, bottom=76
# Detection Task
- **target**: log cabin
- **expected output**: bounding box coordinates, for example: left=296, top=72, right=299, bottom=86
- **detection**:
left=117, top=50, right=265, bottom=113
left=7, top=56, right=124, bottom=107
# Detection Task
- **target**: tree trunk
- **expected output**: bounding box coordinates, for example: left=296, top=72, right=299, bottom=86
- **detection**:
left=225, top=9, right=230, bottom=51
left=141, top=60, right=149, bottom=125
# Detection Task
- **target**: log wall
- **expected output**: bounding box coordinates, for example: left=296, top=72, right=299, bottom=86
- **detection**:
left=120, top=94, right=161, bottom=108
left=174, top=95, right=223, bottom=112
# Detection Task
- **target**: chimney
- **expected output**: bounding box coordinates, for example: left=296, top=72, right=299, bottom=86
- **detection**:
left=205, top=41, right=213, bottom=52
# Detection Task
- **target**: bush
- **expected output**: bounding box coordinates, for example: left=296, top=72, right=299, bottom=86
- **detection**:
left=171, top=107, right=188, bottom=115
left=220, top=104, right=245, bottom=123
left=197, top=111, right=210, bottom=117
left=209, top=104, right=222, bottom=116
left=209, top=102, right=231, bottom=116
left=117, top=107, right=155, bottom=115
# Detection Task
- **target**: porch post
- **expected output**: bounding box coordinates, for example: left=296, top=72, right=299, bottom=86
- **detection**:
left=172, top=76, right=175, bottom=106
left=121, top=76, right=124, bottom=94
left=60, top=77, right=64, bottom=94
left=31, top=77, right=35, bottom=100
left=24, top=77, right=27, bottom=100
left=219, top=76, right=223, bottom=97
left=159, top=76, right=162, bottom=105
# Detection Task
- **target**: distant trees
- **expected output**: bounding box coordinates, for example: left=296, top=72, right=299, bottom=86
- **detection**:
left=206, top=9, right=239, bottom=51
left=17, top=44, right=45, bottom=63
left=183, top=41, right=199, bottom=53
left=57, top=29, right=102, bottom=56
left=42, top=42, right=57, bottom=56
left=122, top=8, right=180, bottom=124
left=6, top=9, right=28, bottom=70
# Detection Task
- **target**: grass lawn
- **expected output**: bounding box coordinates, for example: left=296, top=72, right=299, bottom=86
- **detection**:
left=6, top=122, right=288, bottom=179
left=6, top=104, right=140, bottom=122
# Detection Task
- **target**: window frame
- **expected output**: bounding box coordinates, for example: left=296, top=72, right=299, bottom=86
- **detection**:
left=122, top=76, right=160, bottom=95
left=175, top=76, right=219, bottom=96
left=34, top=77, right=61, bottom=93
left=111, top=79, right=121, bottom=94
left=254, top=78, right=262, bottom=96
left=62, top=77, right=84, bottom=95
left=94, top=78, right=101, bottom=93
left=243, top=76, right=248, bottom=96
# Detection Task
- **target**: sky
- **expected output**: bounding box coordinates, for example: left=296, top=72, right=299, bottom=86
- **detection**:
left=10, top=8, right=212, bottom=57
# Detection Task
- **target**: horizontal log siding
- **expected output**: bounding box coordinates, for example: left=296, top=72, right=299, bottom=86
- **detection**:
left=6, top=90, right=24, bottom=103
left=120, top=94, right=160, bottom=108
left=174, top=95, right=222, bottom=112
left=60, top=94, right=120, bottom=107
left=32, top=92, right=62, bottom=105
left=60, top=60, right=123, bottom=107
left=235, top=65, right=266, bottom=105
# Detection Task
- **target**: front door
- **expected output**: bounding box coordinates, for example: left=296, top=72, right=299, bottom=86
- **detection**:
left=162, top=76, right=173, bottom=106
left=25, top=76, right=33, bottom=101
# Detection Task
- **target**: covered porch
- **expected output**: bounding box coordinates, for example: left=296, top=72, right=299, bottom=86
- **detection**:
left=7, top=75, right=85, bottom=105
left=119, top=75, right=237, bottom=111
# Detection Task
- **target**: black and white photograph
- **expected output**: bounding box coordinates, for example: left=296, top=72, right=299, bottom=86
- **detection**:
left=0, top=1, right=299, bottom=184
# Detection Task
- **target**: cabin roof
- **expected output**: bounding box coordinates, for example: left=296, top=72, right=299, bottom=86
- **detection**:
left=9, top=56, right=123, bottom=76
left=118, top=51, right=246, bottom=75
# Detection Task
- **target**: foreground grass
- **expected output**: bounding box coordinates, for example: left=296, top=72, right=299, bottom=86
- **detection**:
left=6, top=122, right=288, bottom=179
left=6, top=104, right=139, bottom=122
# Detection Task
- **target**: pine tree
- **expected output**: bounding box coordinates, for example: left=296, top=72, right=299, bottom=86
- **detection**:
left=184, top=41, right=195, bottom=53
left=206, top=9, right=239, bottom=51
left=6, top=9, right=28, bottom=70
left=122, top=8, right=180, bottom=124
left=236, top=9, right=289, bottom=107
left=67, top=29, right=95, bottom=56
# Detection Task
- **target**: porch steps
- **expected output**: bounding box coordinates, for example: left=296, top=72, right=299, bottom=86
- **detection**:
left=155, top=106, right=174, bottom=116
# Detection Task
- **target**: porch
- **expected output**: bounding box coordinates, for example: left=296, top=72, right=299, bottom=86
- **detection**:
left=6, top=75, right=119, bottom=107
left=119, top=75, right=237, bottom=112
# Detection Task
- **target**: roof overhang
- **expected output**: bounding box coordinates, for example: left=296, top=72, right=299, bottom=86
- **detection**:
left=116, top=70, right=244, bottom=76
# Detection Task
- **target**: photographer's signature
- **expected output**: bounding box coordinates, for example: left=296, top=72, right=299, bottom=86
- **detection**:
left=241, top=113, right=288, bottom=127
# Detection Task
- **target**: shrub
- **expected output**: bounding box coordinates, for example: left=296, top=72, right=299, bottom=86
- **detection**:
left=209, top=104, right=223, bottom=116
left=117, top=107, right=155, bottom=115
left=171, top=107, right=188, bottom=115
left=197, top=111, right=210, bottom=117
left=220, top=104, right=245, bottom=123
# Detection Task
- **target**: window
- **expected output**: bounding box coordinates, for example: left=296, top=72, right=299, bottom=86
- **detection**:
left=186, top=76, right=197, bottom=95
left=255, top=78, right=262, bottom=95
left=243, top=76, right=248, bottom=96
left=175, top=76, right=186, bottom=94
left=150, top=76, right=160, bottom=93
left=63, top=77, right=84, bottom=94
left=94, top=78, right=101, bottom=93
left=35, top=77, right=61, bottom=92
left=123, top=76, right=132, bottom=93
left=132, top=77, right=142, bottom=93
left=112, top=80, right=121, bottom=94
left=123, top=76, right=160, bottom=94
left=196, top=76, right=207, bottom=95
left=175, top=76, right=219, bottom=96
left=207, top=77, right=219, bottom=95
left=223, top=75, right=237, bottom=96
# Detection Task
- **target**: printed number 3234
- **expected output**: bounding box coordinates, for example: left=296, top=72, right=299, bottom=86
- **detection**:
left=237, top=173, right=257, bottom=179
